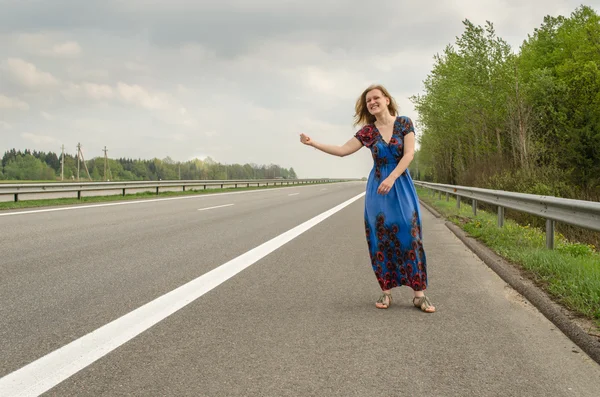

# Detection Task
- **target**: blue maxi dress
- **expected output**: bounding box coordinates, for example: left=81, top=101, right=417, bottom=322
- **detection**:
left=354, top=116, right=428, bottom=292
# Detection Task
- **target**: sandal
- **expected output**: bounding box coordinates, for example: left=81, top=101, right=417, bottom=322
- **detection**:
left=376, top=292, right=392, bottom=309
left=413, top=295, right=435, bottom=313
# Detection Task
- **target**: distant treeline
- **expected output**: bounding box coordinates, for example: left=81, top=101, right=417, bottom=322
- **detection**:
left=0, top=148, right=298, bottom=181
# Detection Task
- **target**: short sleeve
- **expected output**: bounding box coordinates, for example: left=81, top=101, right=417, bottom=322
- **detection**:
left=354, top=124, right=376, bottom=148
left=399, top=116, right=415, bottom=137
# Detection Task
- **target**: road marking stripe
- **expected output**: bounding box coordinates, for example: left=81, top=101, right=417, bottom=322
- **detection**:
left=288, top=193, right=299, bottom=196
left=198, top=204, right=234, bottom=211
left=0, top=191, right=365, bottom=396
left=0, top=183, right=350, bottom=218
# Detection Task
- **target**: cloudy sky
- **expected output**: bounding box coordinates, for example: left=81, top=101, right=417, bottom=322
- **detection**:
left=0, top=0, right=596, bottom=178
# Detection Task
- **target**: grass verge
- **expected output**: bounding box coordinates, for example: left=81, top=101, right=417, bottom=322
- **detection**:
left=0, top=182, right=329, bottom=211
left=416, top=186, right=600, bottom=328
left=0, top=180, right=58, bottom=183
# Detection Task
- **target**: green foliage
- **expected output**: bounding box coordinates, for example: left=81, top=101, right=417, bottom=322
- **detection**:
left=518, top=6, right=600, bottom=192
left=412, top=19, right=516, bottom=184
left=556, top=241, right=596, bottom=258
left=3, top=154, right=56, bottom=180
left=413, top=5, right=600, bottom=200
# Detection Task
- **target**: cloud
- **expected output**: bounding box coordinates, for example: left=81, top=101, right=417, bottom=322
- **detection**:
left=299, top=66, right=371, bottom=101
left=176, top=84, right=190, bottom=95
left=41, top=111, right=54, bottom=120
left=21, top=132, right=59, bottom=145
left=3, top=58, right=60, bottom=89
left=59, top=78, right=198, bottom=129
left=116, top=82, right=169, bottom=110
left=62, top=82, right=114, bottom=101
left=171, top=133, right=188, bottom=142
left=0, top=0, right=592, bottom=178
left=62, top=81, right=181, bottom=116
left=0, top=121, right=13, bottom=129
left=189, top=153, right=209, bottom=161
left=124, top=61, right=150, bottom=73
left=80, top=69, right=110, bottom=80
left=0, top=94, right=30, bottom=110
left=114, top=82, right=199, bottom=128
left=47, top=41, right=82, bottom=57
left=7, top=33, right=81, bottom=59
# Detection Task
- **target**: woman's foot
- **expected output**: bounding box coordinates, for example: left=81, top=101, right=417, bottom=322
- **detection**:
left=375, top=291, right=392, bottom=309
left=413, top=295, right=435, bottom=313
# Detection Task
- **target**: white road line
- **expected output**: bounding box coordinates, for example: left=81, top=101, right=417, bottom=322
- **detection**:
left=0, top=191, right=365, bottom=396
left=288, top=193, right=299, bottom=196
left=321, top=188, right=327, bottom=191
left=198, top=204, right=234, bottom=211
left=0, top=183, right=351, bottom=218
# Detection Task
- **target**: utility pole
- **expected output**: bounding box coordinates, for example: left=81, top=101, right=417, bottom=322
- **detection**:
left=76, top=142, right=92, bottom=181
left=76, top=143, right=81, bottom=181
left=61, top=144, right=65, bottom=181
left=103, top=146, right=108, bottom=181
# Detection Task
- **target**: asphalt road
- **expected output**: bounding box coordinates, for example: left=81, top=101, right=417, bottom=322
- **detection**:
left=1, top=181, right=599, bottom=396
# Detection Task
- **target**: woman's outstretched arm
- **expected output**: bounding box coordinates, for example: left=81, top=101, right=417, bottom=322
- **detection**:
left=300, top=134, right=362, bottom=157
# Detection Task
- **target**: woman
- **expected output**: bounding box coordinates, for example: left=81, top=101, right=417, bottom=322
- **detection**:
left=299, top=84, right=435, bottom=313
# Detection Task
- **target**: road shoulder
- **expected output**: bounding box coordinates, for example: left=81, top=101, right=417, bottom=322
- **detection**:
left=419, top=198, right=600, bottom=365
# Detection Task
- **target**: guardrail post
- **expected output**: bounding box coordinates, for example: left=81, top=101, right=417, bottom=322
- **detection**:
left=446, top=192, right=449, bottom=201
left=456, top=196, right=461, bottom=209
left=546, top=219, right=555, bottom=249
left=14, top=193, right=18, bottom=202
left=235, top=183, right=238, bottom=188
left=438, top=191, right=442, bottom=200
left=156, top=187, right=159, bottom=195
left=183, top=186, right=186, bottom=192
left=78, top=190, right=81, bottom=200
left=498, top=206, right=505, bottom=227
left=472, top=199, right=477, bottom=216
left=122, top=188, right=126, bottom=196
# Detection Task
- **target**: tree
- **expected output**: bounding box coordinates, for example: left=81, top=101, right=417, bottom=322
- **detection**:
left=45, top=152, right=61, bottom=173
left=1, top=148, right=302, bottom=183
left=4, top=154, right=56, bottom=180
left=411, top=5, right=600, bottom=200
left=518, top=5, right=600, bottom=194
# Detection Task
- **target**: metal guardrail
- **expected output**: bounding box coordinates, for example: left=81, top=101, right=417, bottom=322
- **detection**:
left=0, top=178, right=358, bottom=203
left=414, top=181, right=600, bottom=249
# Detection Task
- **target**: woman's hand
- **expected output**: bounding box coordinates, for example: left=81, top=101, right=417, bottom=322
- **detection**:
left=299, top=133, right=313, bottom=146
left=377, top=176, right=396, bottom=195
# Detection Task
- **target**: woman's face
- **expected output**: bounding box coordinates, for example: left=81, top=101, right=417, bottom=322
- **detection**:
left=365, top=89, right=389, bottom=116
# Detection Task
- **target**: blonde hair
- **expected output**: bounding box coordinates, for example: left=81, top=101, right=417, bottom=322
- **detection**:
left=353, top=84, right=398, bottom=127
